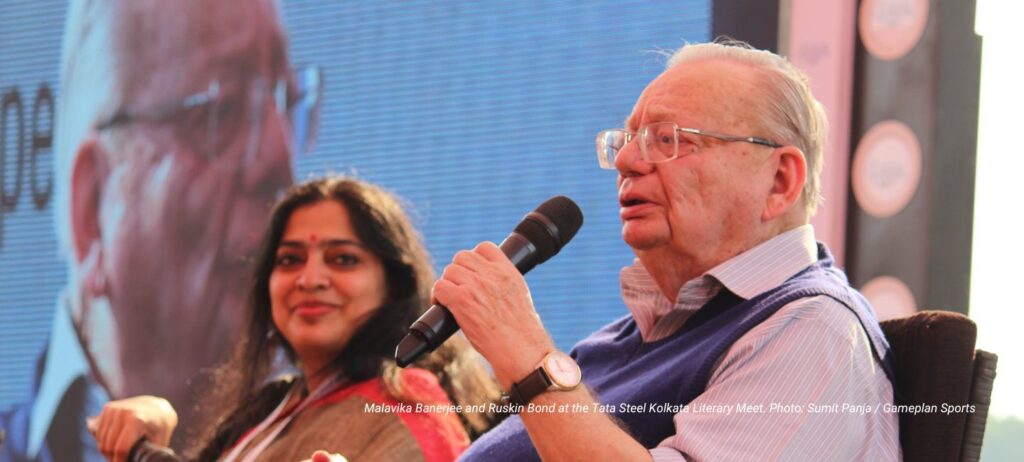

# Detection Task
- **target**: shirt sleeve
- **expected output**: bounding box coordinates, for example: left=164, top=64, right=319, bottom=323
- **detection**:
left=649, top=295, right=900, bottom=461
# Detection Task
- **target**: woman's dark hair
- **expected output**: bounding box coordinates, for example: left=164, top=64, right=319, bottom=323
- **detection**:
left=189, top=177, right=500, bottom=459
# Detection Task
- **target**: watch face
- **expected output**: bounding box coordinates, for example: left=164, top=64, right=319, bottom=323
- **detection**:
left=543, top=352, right=582, bottom=389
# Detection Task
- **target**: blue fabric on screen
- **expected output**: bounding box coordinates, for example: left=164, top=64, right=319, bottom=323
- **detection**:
left=0, top=298, right=106, bottom=462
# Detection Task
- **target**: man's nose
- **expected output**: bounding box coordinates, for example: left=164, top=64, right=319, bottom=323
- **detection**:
left=242, top=108, right=294, bottom=193
left=614, top=137, right=654, bottom=177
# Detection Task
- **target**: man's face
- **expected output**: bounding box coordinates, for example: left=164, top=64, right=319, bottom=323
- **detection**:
left=95, top=2, right=294, bottom=397
left=615, top=59, right=777, bottom=264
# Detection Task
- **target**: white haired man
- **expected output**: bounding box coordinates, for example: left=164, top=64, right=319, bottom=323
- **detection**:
left=443, top=41, right=900, bottom=461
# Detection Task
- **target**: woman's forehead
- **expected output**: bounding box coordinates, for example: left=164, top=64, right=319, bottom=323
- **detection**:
left=282, top=201, right=356, bottom=239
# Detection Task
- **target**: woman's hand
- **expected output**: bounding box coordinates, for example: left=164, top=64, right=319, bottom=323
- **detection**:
left=300, top=450, right=348, bottom=462
left=86, top=395, right=178, bottom=462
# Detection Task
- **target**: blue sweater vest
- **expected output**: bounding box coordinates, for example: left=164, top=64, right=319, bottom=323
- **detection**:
left=460, top=244, right=893, bottom=461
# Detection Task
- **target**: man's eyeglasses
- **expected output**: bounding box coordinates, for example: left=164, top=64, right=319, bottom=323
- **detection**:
left=96, top=65, right=323, bottom=166
left=595, top=122, right=781, bottom=169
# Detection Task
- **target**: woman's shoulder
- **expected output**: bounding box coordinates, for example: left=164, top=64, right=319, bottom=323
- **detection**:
left=391, top=367, right=451, bottom=404
left=297, top=369, right=469, bottom=462
left=314, top=367, right=449, bottom=406
left=386, top=367, right=470, bottom=461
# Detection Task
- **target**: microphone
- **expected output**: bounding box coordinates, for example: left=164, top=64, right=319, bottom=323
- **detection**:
left=129, top=439, right=181, bottom=462
left=394, top=196, right=583, bottom=367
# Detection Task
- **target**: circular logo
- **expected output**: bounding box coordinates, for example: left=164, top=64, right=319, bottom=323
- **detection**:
left=861, top=276, right=917, bottom=321
left=851, top=120, right=922, bottom=218
left=859, top=0, right=929, bottom=61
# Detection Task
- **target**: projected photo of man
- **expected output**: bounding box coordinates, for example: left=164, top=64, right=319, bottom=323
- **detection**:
left=0, top=0, right=320, bottom=460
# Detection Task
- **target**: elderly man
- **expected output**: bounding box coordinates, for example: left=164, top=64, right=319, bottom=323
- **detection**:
left=0, top=0, right=301, bottom=460
left=440, top=41, right=899, bottom=461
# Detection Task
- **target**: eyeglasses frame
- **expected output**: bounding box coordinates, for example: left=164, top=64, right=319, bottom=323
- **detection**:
left=596, top=122, right=782, bottom=169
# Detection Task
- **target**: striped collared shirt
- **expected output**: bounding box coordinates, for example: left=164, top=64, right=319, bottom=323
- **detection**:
left=620, top=225, right=900, bottom=461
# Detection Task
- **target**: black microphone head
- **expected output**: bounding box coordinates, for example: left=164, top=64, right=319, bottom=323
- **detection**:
left=513, top=195, right=583, bottom=262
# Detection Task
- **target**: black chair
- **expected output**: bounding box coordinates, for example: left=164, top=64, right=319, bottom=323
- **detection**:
left=879, top=311, right=998, bottom=462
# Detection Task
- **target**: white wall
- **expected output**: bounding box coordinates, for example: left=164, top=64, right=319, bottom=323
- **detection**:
left=971, top=0, right=1024, bottom=420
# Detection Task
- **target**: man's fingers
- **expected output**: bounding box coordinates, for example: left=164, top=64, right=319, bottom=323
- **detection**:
left=446, top=259, right=490, bottom=286
left=474, top=241, right=507, bottom=262
left=433, top=279, right=469, bottom=309
left=452, top=248, right=487, bottom=268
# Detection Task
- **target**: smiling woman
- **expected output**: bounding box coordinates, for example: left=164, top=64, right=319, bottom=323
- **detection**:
left=86, top=177, right=502, bottom=462
left=268, top=200, right=390, bottom=390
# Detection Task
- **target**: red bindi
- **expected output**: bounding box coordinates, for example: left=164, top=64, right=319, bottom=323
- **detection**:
left=309, top=233, right=318, bottom=243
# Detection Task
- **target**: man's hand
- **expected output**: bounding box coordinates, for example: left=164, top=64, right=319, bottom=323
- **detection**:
left=434, top=242, right=654, bottom=461
left=432, top=241, right=556, bottom=388
left=86, top=395, right=178, bottom=462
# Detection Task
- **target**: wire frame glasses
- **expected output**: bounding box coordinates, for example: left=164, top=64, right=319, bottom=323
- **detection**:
left=96, top=65, right=323, bottom=168
left=596, top=122, right=781, bottom=169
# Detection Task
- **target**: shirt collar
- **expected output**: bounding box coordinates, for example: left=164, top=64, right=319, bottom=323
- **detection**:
left=706, top=224, right=818, bottom=300
left=28, top=293, right=100, bottom=458
left=620, top=225, right=818, bottom=339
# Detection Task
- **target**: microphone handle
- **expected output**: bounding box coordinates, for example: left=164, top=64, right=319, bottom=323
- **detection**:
left=129, top=439, right=181, bottom=462
left=407, top=232, right=538, bottom=345
left=408, top=303, right=459, bottom=349
left=499, top=232, right=540, bottom=274
left=397, top=232, right=540, bottom=366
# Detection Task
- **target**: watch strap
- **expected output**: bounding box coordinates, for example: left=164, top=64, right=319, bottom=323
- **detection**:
left=508, top=367, right=553, bottom=407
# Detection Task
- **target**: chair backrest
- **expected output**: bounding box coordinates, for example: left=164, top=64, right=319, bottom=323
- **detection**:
left=879, top=311, right=997, bottom=462
left=959, top=349, right=997, bottom=461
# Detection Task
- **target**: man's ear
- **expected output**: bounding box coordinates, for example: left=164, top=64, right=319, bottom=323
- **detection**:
left=71, top=138, right=106, bottom=264
left=762, top=146, right=807, bottom=221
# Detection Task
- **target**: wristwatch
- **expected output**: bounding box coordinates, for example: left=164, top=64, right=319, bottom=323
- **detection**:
left=507, top=351, right=582, bottom=407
